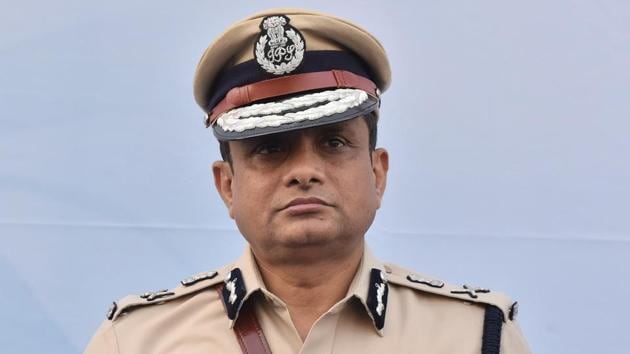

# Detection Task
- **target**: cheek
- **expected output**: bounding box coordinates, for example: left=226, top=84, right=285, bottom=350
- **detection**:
left=230, top=173, right=274, bottom=224
left=337, top=164, right=378, bottom=210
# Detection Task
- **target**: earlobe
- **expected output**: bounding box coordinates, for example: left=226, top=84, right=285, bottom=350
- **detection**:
left=212, top=161, right=235, bottom=218
left=372, top=148, right=389, bottom=208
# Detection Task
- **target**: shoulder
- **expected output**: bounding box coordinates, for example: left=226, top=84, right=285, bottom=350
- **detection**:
left=85, top=268, right=231, bottom=354
left=383, top=262, right=519, bottom=322
left=381, top=263, right=531, bottom=353
left=105, top=268, right=228, bottom=322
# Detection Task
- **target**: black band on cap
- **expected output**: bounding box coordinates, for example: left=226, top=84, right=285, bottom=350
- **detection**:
left=206, top=50, right=373, bottom=112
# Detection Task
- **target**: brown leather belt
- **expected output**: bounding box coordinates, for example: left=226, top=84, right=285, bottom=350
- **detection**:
left=206, top=70, right=378, bottom=127
left=216, top=285, right=272, bottom=354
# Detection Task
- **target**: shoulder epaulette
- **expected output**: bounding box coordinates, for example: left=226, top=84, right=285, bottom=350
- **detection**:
left=106, top=269, right=226, bottom=321
left=384, top=263, right=519, bottom=322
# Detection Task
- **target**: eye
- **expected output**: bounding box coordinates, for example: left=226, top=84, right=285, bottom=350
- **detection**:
left=254, top=142, right=283, bottom=155
left=324, top=136, right=347, bottom=148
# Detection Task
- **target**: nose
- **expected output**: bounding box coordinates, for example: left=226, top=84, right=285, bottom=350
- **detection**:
left=282, top=136, right=325, bottom=189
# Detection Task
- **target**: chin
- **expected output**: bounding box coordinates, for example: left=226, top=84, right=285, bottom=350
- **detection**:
left=275, top=223, right=344, bottom=248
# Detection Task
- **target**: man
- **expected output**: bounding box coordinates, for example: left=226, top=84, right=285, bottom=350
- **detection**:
left=86, top=8, right=531, bottom=354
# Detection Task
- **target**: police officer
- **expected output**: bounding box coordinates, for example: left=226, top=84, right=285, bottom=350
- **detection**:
left=85, top=8, right=531, bottom=354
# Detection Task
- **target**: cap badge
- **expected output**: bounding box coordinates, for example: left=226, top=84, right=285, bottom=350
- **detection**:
left=255, top=15, right=305, bottom=75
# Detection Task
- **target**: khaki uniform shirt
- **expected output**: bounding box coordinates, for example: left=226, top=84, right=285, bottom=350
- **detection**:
left=85, top=246, right=531, bottom=353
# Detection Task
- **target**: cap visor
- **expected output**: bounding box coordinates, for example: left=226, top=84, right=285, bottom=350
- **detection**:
left=213, top=90, right=378, bottom=141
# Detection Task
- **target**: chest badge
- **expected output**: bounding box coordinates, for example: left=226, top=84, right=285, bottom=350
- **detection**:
left=255, top=15, right=306, bottom=75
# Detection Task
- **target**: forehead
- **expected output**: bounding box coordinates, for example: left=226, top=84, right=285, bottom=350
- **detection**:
left=232, top=117, right=367, bottom=146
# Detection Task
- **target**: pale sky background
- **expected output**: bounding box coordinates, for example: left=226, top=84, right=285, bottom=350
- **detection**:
left=1, top=1, right=629, bottom=353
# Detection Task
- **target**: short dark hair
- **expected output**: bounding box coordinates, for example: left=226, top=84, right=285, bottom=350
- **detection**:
left=219, top=111, right=379, bottom=164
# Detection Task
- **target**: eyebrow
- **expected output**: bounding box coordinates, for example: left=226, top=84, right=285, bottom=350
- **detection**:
left=315, top=121, right=352, bottom=134
left=238, top=120, right=355, bottom=148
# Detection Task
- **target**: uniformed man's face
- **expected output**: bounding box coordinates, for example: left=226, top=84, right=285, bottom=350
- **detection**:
left=213, top=117, right=388, bottom=260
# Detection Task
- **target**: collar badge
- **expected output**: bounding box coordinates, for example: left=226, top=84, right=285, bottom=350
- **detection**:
left=225, top=273, right=238, bottom=304
left=222, top=268, right=247, bottom=320
left=366, top=268, right=389, bottom=330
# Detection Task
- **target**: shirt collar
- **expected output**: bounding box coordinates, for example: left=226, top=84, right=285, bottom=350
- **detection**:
left=221, top=246, right=267, bottom=328
left=346, top=246, right=389, bottom=335
left=221, top=245, right=389, bottom=334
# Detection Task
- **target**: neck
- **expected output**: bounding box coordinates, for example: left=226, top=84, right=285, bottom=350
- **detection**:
left=252, top=238, right=365, bottom=341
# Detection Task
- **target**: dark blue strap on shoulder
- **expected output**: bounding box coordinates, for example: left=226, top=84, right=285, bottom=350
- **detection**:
left=482, top=305, right=504, bottom=354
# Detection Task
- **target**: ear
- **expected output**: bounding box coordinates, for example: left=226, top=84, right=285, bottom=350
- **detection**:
left=371, top=148, right=389, bottom=208
left=212, top=161, right=235, bottom=219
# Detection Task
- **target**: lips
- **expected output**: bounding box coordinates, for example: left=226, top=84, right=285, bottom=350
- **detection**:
left=285, top=197, right=329, bottom=208
left=281, top=197, right=332, bottom=214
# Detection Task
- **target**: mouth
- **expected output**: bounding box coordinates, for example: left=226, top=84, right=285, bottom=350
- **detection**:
left=281, top=197, right=331, bottom=215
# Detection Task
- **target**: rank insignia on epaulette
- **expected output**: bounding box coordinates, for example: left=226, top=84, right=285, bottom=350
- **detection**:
left=140, top=289, right=175, bottom=302
left=450, top=284, right=491, bottom=299
left=181, top=271, right=218, bottom=287
left=407, top=274, right=445, bottom=288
